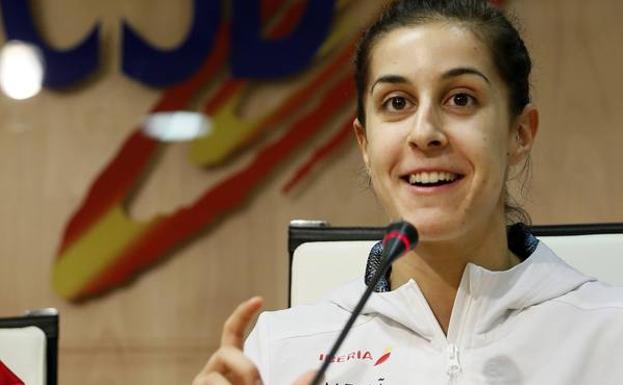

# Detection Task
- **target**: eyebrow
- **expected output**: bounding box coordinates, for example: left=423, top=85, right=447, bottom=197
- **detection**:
left=442, top=67, right=490, bottom=84
left=369, top=67, right=491, bottom=94
left=370, top=75, right=408, bottom=94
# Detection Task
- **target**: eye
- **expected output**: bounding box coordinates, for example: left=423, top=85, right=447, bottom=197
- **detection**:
left=382, top=95, right=412, bottom=112
left=446, top=92, right=477, bottom=108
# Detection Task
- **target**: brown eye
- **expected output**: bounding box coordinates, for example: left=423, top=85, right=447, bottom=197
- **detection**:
left=452, top=93, right=470, bottom=106
left=380, top=94, right=414, bottom=113
left=391, top=96, right=407, bottom=110
left=447, top=93, right=476, bottom=107
left=383, top=96, right=410, bottom=111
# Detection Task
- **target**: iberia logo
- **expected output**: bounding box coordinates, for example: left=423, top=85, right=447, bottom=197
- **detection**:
left=373, top=347, right=392, bottom=367
left=318, top=347, right=392, bottom=367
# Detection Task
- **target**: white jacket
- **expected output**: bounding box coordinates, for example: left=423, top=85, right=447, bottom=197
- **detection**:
left=245, top=242, right=623, bottom=385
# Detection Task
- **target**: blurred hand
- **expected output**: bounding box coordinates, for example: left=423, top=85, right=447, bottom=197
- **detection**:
left=192, top=297, right=319, bottom=385
left=193, top=297, right=264, bottom=385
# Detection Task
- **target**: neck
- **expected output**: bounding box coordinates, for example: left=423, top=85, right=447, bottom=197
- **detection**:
left=389, top=218, right=520, bottom=334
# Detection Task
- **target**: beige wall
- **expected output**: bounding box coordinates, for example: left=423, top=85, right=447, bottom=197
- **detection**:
left=513, top=0, right=623, bottom=223
left=0, top=1, right=621, bottom=384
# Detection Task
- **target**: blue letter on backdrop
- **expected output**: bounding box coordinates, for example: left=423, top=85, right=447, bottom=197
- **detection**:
left=231, top=0, right=335, bottom=79
left=0, top=0, right=100, bottom=88
left=121, top=0, right=221, bottom=87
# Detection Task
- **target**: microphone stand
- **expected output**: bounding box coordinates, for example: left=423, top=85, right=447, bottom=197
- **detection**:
left=308, top=252, right=394, bottom=385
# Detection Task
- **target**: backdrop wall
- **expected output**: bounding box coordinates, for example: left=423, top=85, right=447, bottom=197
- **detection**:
left=0, top=1, right=621, bottom=384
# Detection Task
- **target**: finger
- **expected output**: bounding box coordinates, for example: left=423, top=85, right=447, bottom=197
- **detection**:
left=221, top=297, right=264, bottom=347
left=293, top=370, right=322, bottom=385
left=193, top=371, right=232, bottom=385
left=204, top=346, right=261, bottom=385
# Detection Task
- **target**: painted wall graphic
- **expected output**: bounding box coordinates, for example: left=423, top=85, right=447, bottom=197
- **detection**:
left=0, top=0, right=503, bottom=301
left=53, top=0, right=362, bottom=301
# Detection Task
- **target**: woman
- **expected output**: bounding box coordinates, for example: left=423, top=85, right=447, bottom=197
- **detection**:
left=194, top=1, right=623, bottom=384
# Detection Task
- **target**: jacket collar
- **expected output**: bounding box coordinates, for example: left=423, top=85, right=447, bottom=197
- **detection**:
left=329, top=241, right=594, bottom=346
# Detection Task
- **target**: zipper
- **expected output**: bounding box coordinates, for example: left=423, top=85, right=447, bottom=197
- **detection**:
left=444, top=266, right=481, bottom=384
left=446, top=344, right=461, bottom=384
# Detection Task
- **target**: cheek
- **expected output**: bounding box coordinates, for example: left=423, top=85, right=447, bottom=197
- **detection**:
left=476, top=134, right=512, bottom=198
left=478, top=133, right=509, bottom=165
left=454, top=122, right=510, bottom=189
left=366, top=125, right=403, bottom=169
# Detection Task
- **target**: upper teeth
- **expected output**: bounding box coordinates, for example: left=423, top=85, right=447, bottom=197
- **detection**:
left=409, top=172, right=458, bottom=184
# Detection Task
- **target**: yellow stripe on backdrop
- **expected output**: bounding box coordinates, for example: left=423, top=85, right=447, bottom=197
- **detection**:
left=52, top=206, right=152, bottom=299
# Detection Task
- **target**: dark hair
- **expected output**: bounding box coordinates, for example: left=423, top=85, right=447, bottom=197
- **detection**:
left=354, top=0, right=533, bottom=224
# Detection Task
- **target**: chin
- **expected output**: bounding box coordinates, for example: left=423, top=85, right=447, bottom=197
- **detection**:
left=400, top=210, right=467, bottom=243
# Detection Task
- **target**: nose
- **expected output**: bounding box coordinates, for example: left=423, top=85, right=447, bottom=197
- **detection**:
left=407, top=102, right=447, bottom=151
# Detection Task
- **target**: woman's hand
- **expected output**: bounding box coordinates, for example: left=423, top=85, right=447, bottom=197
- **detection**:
left=192, top=297, right=318, bottom=385
left=193, top=297, right=264, bottom=385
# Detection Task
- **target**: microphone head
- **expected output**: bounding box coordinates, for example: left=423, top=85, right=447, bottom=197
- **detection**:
left=382, top=221, right=419, bottom=263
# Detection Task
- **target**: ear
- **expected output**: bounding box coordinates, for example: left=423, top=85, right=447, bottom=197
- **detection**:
left=353, top=118, right=371, bottom=170
left=509, top=104, right=539, bottom=166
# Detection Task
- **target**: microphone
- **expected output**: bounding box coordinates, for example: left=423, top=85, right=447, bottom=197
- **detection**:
left=309, top=221, right=418, bottom=385
left=380, top=221, right=419, bottom=264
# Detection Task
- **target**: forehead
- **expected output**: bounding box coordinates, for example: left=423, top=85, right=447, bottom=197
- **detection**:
left=368, top=22, right=498, bottom=86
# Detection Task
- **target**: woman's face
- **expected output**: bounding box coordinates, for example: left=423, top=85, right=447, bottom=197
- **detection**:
left=355, top=22, right=535, bottom=242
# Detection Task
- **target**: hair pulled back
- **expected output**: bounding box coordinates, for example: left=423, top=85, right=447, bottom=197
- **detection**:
left=353, top=0, right=534, bottom=224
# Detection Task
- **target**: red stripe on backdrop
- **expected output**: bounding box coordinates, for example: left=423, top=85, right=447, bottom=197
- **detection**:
left=202, top=0, right=313, bottom=115
left=58, top=132, right=158, bottom=253
left=201, top=41, right=354, bottom=155
left=269, top=1, right=307, bottom=39
left=79, top=75, right=356, bottom=298
left=281, top=115, right=354, bottom=193
left=152, top=23, right=232, bottom=113
left=57, top=24, right=231, bottom=253
left=259, top=43, right=354, bottom=129
left=261, top=0, right=290, bottom=23
left=203, top=79, right=246, bottom=114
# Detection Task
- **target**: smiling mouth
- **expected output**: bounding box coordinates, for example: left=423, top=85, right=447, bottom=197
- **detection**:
left=402, top=171, right=464, bottom=187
